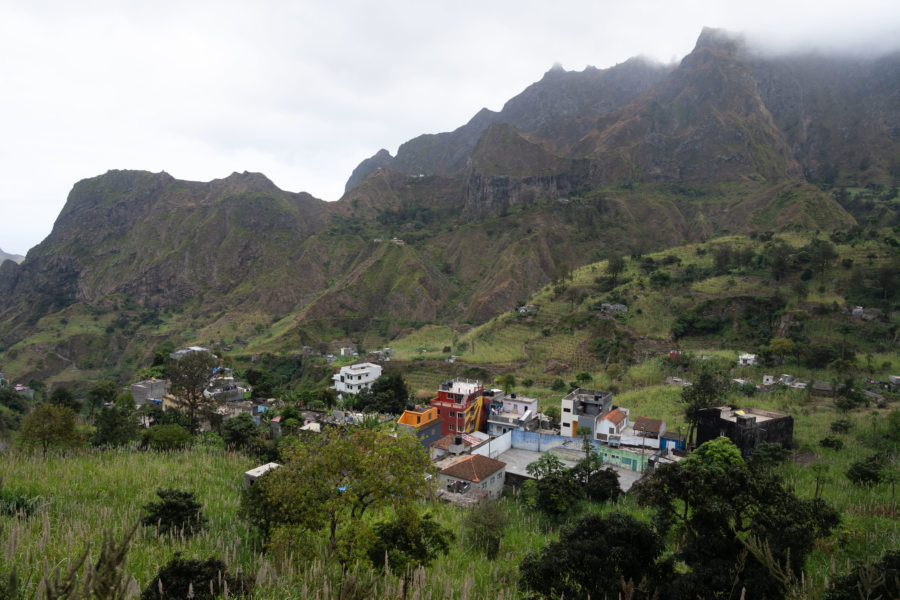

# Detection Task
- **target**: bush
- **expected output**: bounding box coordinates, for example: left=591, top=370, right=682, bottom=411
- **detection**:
left=462, top=501, right=508, bottom=559
left=140, top=489, right=207, bottom=536
left=0, top=485, right=43, bottom=517
left=550, top=378, right=567, bottom=392
left=141, top=554, right=249, bottom=600
left=845, top=456, right=884, bottom=486
left=830, top=419, right=852, bottom=433
left=819, top=435, right=844, bottom=450
left=826, top=550, right=900, bottom=600
left=142, top=424, right=192, bottom=451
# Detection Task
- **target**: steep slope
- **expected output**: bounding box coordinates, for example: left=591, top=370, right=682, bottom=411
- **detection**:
left=572, top=28, right=802, bottom=185
left=748, top=50, right=900, bottom=185
left=345, top=58, right=672, bottom=188
left=0, top=170, right=330, bottom=320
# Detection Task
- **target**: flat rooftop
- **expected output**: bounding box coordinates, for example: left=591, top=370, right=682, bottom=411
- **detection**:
left=440, top=379, right=482, bottom=396
left=341, top=362, right=380, bottom=373
left=717, top=407, right=785, bottom=423
left=495, top=447, right=644, bottom=492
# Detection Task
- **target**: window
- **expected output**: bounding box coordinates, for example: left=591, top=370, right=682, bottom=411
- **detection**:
left=449, top=424, right=454, bottom=431
left=449, top=411, right=455, bottom=417
left=563, top=408, right=571, bottom=413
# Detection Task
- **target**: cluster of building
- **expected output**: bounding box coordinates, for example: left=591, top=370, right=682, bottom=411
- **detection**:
left=384, top=376, right=804, bottom=503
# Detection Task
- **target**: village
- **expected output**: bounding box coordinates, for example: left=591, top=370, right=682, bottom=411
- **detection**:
left=22, top=343, right=877, bottom=503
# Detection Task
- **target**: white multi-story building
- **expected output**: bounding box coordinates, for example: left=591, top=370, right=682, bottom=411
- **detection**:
left=560, top=388, right=613, bottom=437
left=332, top=362, right=383, bottom=396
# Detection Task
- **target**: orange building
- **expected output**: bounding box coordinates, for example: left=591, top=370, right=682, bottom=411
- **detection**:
left=397, top=404, right=443, bottom=447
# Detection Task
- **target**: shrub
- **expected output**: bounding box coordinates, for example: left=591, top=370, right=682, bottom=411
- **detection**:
left=845, top=456, right=885, bottom=486
left=0, top=485, right=43, bottom=517
left=222, top=413, right=258, bottom=451
left=463, top=501, right=508, bottom=559
left=830, top=418, right=852, bottom=433
left=140, top=489, right=207, bottom=536
left=819, top=435, right=844, bottom=450
left=141, top=554, right=249, bottom=600
left=550, top=378, right=566, bottom=392
left=826, top=550, right=900, bottom=600
left=142, top=424, right=192, bottom=451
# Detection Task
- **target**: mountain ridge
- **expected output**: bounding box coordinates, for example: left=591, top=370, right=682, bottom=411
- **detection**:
left=3, top=27, right=895, bottom=385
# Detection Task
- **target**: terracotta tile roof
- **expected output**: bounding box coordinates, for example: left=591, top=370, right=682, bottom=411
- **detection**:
left=439, top=454, right=505, bottom=483
left=633, top=416, right=663, bottom=434
left=602, top=408, right=627, bottom=425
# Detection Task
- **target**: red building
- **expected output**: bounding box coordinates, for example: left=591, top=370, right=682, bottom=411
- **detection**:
left=429, top=378, right=488, bottom=435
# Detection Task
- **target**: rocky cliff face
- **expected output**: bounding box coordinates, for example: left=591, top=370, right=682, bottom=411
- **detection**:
left=347, top=27, right=898, bottom=217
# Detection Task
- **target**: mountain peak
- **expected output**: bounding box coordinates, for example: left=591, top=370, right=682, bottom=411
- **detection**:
left=693, top=27, right=747, bottom=54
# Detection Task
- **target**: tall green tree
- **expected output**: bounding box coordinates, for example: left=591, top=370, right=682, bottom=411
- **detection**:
left=635, top=438, right=840, bottom=599
left=168, top=351, right=218, bottom=433
left=241, top=428, right=432, bottom=562
left=48, top=386, right=81, bottom=413
left=91, top=394, right=138, bottom=447
left=520, top=513, right=668, bottom=600
left=19, top=403, right=78, bottom=456
left=86, top=379, right=119, bottom=418
left=221, top=413, right=259, bottom=451
left=368, top=509, right=453, bottom=595
left=606, top=254, right=626, bottom=285
left=680, top=369, right=725, bottom=448
left=499, top=373, right=516, bottom=395
left=354, top=371, right=410, bottom=414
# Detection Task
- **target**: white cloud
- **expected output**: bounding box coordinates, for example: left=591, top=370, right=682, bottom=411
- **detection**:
left=1, top=0, right=899, bottom=254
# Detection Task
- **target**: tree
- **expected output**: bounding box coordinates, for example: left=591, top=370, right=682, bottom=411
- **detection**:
left=368, top=509, right=453, bottom=596
left=86, top=380, right=119, bottom=418
left=606, top=254, right=626, bottom=285
left=845, top=454, right=885, bottom=486
left=0, top=386, right=29, bottom=435
left=48, top=386, right=81, bottom=413
left=141, top=555, right=248, bottom=600
left=680, top=369, right=725, bottom=448
left=221, top=413, right=259, bottom=451
left=519, top=513, right=668, bottom=600
left=168, top=351, right=218, bottom=433
left=543, top=405, right=560, bottom=425
left=354, top=371, right=410, bottom=414
left=240, top=428, right=432, bottom=562
left=767, top=337, right=795, bottom=364
left=140, top=489, right=207, bottom=536
left=635, top=438, right=840, bottom=599
left=571, top=434, right=621, bottom=502
left=499, top=373, right=516, bottom=395
left=19, top=403, right=78, bottom=456
left=91, top=394, right=138, bottom=447
left=523, top=454, right=582, bottom=517
left=462, top=500, right=508, bottom=559
left=809, top=238, right=838, bottom=279
left=141, top=424, right=192, bottom=451
left=525, top=453, right=566, bottom=479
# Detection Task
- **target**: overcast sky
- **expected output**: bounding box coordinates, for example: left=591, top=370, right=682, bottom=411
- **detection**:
left=2, top=0, right=899, bottom=255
